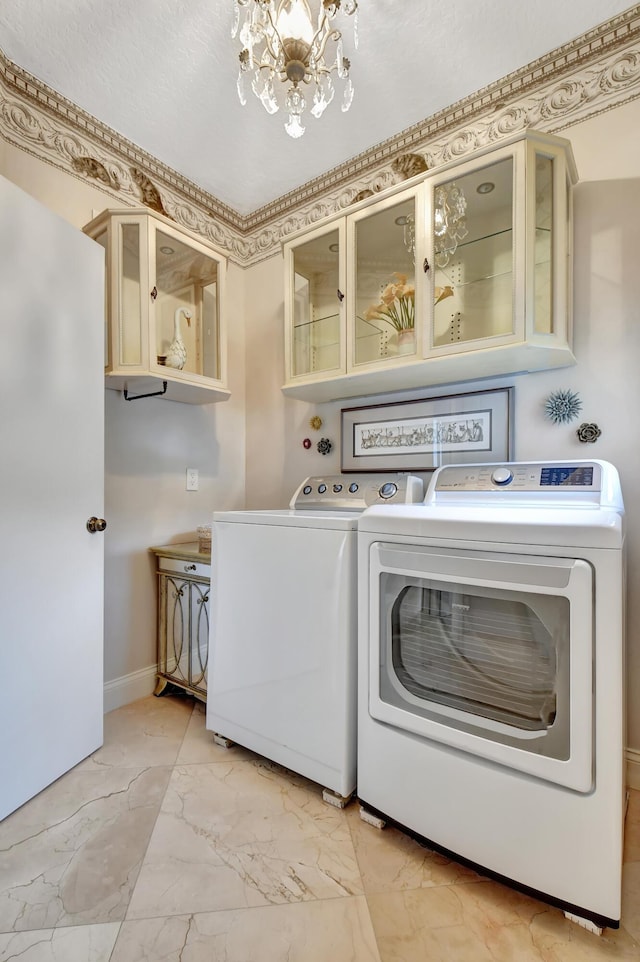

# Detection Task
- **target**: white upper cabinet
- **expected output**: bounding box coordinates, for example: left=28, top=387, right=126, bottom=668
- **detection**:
left=84, top=208, right=229, bottom=404
left=282, top=130, right=577, bottom=402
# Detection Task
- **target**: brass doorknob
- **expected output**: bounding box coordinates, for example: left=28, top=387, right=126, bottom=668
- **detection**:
left=86, top=517, right=107, bottom=533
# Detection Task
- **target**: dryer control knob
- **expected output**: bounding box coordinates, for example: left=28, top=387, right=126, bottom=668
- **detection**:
left=379, top=482, right=398, bottom=500
left=491, top=467, right=513, bottom=486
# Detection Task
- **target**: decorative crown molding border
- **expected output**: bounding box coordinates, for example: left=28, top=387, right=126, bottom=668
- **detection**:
left=2, top=7, right=640, bottom=266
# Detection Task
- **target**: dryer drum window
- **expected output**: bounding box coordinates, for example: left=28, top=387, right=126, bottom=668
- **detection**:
left=391, top=583, right=564, bottom=729
left=378, top=573, right=573, bottom=762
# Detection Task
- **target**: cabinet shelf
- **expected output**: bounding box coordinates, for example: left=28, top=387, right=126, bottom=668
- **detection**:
left=282, top=340, right=576, bottom=402
left=107, top=371, right=230, bottom=405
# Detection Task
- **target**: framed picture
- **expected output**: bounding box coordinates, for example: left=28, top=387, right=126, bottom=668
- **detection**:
left=341, top=387, right=513, bottom=473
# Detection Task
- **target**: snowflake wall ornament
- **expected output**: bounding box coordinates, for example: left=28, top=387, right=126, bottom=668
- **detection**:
left=544, top=389, right=582, bottom=425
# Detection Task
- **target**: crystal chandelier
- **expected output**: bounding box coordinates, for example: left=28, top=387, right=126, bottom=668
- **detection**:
left=232, top=0, right=359, bottom=139
left=434, top=183, right=468, bottom=268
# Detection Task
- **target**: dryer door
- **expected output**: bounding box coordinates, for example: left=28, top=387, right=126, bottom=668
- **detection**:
left=368, top=543, right=593, bottom=792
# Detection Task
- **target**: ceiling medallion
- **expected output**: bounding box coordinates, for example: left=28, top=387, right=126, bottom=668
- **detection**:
left=233, top=0, right=358, bottom=138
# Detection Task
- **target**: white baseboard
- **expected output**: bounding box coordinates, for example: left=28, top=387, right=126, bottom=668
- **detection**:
left=627, top=748, right=640, bottom=791
left=103, top=665, right=157, bottom=714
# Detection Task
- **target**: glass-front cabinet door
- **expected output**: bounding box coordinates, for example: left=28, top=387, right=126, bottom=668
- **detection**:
left=154, top=228, right=222, bottom=382
left=83, top=208, right=228, bottom=404
left=427, top=147, right=519, bottom=356
left=283, top=219, right=346, bottom=382
left=347, top=186, right=422, bottom=368
left=425, top=133, right=574, bottom=361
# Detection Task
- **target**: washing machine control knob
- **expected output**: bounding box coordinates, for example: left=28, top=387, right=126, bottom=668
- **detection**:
left=379, top=482, right=398, bottom=500
left=318, top=483, right=327, bottom=494
left=303, top=485, right=312, bottom=495
left=349, top=483, right=359, bottom=493
left=491, top=467, right=513, bottom=486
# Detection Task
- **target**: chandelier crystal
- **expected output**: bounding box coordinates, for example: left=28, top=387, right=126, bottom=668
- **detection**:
left=232, top=0, right=359, bottom=138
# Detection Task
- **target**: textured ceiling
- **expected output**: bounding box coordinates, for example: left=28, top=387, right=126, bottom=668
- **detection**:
left=0, top=1, right=635, bottom=215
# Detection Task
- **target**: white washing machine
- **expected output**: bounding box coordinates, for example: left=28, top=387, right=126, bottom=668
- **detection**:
left=206, top=473, right=423, bottom=805
left=357, top=460, right=625, bottom=930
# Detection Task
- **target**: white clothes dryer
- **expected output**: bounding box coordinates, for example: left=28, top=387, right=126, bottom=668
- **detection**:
left=206, top=473, right=423, bottom=806
left=357, top=460, right=625, bottom=930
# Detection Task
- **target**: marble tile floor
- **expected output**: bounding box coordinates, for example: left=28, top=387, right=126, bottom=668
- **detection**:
left=0, top=695, right=638, bottom=961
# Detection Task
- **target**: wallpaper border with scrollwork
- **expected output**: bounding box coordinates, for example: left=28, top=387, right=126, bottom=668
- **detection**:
left=1, top=6, right=640, bottom=266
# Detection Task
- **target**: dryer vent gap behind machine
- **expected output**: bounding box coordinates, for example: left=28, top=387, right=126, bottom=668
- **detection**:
left=206, top=474, right=423, bottom=807
left=357, top=460, right=625, bottom=931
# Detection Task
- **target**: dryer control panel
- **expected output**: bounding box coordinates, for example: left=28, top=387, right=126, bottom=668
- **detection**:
left=290, top=474, right=423, bottom=510
left=425, top=460, right=623, bottom=509
left=432, top=462, right=600, bottom=492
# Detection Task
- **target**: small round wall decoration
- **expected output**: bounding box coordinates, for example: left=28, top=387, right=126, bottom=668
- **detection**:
left=317, top=437, right=332, bottom=456
left=544, top=389, right=582, bottom=424
left=309, top=415, right=323, bottom=431
left=577, top=422, right=602, bottom=443
left=302, top=438, right=312, bottom=449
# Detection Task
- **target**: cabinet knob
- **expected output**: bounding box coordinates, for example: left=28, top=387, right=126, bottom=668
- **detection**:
left=337, top=289, right=345, bottom=302
left=86, top=516, right=107, bottom=533
left=150, top=286, right=158, bottom=301
left=423, top=258, right=430, bottom=274
left=184, top=563, right=197, bottom=571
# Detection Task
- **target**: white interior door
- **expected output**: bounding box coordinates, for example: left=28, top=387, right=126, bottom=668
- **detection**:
left=0, top=176, right=105, bottom=820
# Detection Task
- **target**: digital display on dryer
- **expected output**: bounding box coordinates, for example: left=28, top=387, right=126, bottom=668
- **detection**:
left=540, top=466, right=594, bottom=486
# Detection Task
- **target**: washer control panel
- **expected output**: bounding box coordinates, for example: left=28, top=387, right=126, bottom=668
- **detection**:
left=427, top=461, right=604, bottom=500
left=291, top=474, right=423, bottom=510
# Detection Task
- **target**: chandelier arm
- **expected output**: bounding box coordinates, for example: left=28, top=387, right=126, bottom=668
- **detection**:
left=258, top=4, right=286, bottom=66
left=310, top=26, right=341, bottom=64
left=312, top=59, right=341, bottom=77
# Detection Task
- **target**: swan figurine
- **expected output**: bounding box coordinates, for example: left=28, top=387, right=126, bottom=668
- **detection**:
left=164, top=307, right=192, bottom=370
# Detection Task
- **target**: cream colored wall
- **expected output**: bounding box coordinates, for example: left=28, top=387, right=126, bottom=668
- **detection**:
left=244, top=100, right=640, bottom=757
left=2, top=142, right=246, bottom=693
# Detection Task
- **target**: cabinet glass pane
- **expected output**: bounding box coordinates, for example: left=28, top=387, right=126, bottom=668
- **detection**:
left=355, top=198, right=416, bottom=365
left=190, top=581, right=209, bottom=693
left=291, top=230, right=340, bottom=377
left=535, top=154, right=553, bottom=334
left=164, top=576, right=188, bottom=681
left=155, top=230, right=220, bottom=379
left=433, top=158, right=514, bottom=348
left=93, top=229, right=109, bottom=368
left=119, top=223, right=142, bottom=366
